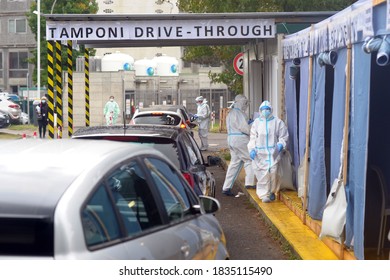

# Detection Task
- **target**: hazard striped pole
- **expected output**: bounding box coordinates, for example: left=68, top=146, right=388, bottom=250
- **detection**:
left=67, top=40, right=73, bottom=137
left=55, top=41, right=63, bottom=139
left=84, top=48, right=90, bottom=127
left=47, top=40, right=55, bottom=139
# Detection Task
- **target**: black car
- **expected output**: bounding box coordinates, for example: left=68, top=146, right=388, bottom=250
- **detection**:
left=0, top=109, right=10, bottom=128
left=73, top=125, right=216, bottom=197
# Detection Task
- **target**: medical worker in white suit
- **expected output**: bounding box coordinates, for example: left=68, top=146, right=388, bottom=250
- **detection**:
left=194, top=96, right=210, bottom=151
left=248, top=101, right=289, bottom=203
left=222, top=94, right=255, bottom=196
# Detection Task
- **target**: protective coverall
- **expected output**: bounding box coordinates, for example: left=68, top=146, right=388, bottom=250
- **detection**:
left=104, top=98, right=120, bottom=125
left=248, top=101, right=289, bottom=202
left=195, top=96, right=210, bottom=150
left=222, top=95, right=255, bottom=195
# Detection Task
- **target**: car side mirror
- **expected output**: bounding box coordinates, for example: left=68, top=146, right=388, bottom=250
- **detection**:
left=198, top=195, right=220, bottom=214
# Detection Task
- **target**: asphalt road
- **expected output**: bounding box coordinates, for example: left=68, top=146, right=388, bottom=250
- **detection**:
left=195, top=132, right=289, bottom=260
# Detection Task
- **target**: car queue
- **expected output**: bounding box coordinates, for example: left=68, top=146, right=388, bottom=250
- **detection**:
left=0, top=103, right=229, bottom=260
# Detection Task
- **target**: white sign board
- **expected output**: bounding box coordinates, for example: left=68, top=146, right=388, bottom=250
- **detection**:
left=46, top=19, right=276, bottom=41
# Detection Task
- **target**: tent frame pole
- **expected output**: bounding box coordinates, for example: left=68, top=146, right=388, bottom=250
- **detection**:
left=302, top=49, right=313, bottom=225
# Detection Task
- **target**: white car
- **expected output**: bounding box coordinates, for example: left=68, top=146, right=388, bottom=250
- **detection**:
left=20, top=112, right=29, bottom=124
left=0, top=97, right=22, bottom=124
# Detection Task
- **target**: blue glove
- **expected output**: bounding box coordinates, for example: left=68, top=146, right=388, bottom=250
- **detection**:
left=247, top=119, right=254, bottom=125
left=250, top=149, right=256, bottom=160
left=277, top=143, right=283, bottom=153
left=193, top=114, right=198, bottom=119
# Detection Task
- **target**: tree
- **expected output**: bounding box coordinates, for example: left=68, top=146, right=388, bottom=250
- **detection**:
left=27, top=0, right=98, bottom=87
left=177, top=0, right=356, bottom=94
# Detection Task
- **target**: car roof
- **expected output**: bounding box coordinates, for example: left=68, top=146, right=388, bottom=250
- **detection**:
left=73, top=124, right=182, bottom=140
left=134, top=109, right=181, bottom=116
left=138, top=105, right=187, bottom=112
left=0, top=139, right=163, bottom=218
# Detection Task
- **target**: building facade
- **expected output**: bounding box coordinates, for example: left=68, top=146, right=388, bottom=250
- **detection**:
left=0, top=0, right=36, bottom=93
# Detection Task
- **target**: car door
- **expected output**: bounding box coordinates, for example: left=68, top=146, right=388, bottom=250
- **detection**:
left=181, top=132, right=215, bottom=197
left=79, top=158, right=186, bottom=259
left=142, top=156, right=219, bottom=260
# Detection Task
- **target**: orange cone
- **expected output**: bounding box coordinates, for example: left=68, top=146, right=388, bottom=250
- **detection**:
left=22, top=133, right=26, bottom=139
left=33, top=132, right=37, bottom=139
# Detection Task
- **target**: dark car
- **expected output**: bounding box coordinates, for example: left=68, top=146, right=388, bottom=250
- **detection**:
left=0, top=109, right=10, bottom=128
left=73, top=125, right=216, bottom=197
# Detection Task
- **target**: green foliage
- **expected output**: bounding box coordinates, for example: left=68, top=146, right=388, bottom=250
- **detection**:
left=27, top=0, right=98, bottom=87
left=177, top=0, right=355, bottom=93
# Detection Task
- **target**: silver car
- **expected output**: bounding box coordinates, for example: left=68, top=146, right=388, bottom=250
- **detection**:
left=0, top=97, right=21, bottom=124
left=0, top=139, right=229, bottom=260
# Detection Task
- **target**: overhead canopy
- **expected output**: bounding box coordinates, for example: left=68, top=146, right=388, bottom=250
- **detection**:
left=44, top=12, right=335, bottom=48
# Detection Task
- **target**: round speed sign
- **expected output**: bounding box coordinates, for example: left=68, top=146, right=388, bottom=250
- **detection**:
left=233, top=52, right=244, bottom=75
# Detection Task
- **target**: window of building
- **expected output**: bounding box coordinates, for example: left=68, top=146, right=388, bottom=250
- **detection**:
left=9, top=51, right=28, bottom=78
left=8, top=19, right=27, bottom=34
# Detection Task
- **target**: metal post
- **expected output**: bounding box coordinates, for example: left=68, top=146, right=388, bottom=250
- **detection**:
left=37, top=0, right=40, bottom=99
left=26, top=73, right=30, bottom=124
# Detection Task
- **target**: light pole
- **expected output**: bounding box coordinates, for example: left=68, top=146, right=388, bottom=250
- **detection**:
left=26, top=72, right=30, bottom=124
left=34, top=0, right=41, bottom=98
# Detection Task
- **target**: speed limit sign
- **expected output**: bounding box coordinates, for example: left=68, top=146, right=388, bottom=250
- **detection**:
left=233, top=52, right=244, bottom=75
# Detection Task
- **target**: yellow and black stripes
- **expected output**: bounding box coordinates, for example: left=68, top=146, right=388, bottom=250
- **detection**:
left=84, top=48, right=90, bottom=127
left=55, top=41, right=63, bottom=138
left=47, top=41, right=55, bottom=139
left=67, top=40, right=73, bottom=137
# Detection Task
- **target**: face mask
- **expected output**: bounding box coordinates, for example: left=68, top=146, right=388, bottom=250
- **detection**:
left=41, top=100, right=46, bottom=103
left=110, top=98, right=114, bottom=102
left=262, top=109, right=271, bottom=118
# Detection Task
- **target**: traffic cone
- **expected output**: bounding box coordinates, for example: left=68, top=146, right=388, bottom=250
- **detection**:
left=22, top=133, right=26, bottom=140
left=33, top=132, right=37, bottom=139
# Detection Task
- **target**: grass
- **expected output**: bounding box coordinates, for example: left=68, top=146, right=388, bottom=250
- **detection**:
left=0, top=132, right=21, bottom=140
left=6, top=124, right=36, bottom=131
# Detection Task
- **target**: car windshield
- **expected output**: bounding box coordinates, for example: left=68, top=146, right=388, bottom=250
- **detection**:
left=133, top=113, right=181, bottom=126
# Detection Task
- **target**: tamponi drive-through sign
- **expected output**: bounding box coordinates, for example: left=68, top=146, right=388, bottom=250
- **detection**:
left=233, top=52, right=244, bottom=75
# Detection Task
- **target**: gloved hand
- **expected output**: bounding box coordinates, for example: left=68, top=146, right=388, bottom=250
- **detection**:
left=277, top=143, right=283, bottom=153
left=250, top=149, right=256, bottom=160
left=193, top=114, right=198, bottom=119
left=247, top=119, right=254, bottom=125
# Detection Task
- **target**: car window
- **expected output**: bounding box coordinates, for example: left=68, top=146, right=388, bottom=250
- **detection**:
left=108, top=161, right=163, bottom=237
left=181, top=133, right=203, bottom=165
left=82, top=183, right=121, bottom=247
left=133, top=113, right=181, bottom=126
left=82, top=161, right=164, bottom=246
left=144, top=158, right=191, bottom=222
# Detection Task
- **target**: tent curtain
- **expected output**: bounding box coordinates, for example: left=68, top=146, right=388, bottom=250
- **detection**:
left=284, top=60, right=299, bottom=186
left=348, top=42, right=371, bottom=260
left=298, top=57, right=310, bottom=163
left=307, top=57, right=327, bottom=220
left=330, top=48, right=347, bottom=186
